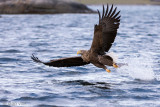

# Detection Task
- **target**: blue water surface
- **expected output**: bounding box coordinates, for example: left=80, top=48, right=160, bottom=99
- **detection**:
left=0, top=5, right=160, bottom=107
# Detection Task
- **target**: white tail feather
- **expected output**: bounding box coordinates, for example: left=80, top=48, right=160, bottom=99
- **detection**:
left=106, top=52, right=118, bottom=63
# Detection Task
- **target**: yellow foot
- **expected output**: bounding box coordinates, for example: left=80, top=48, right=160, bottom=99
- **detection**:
left=113, top=63, right=118, bottom=68
left=106, top=69, right=111, bottom=73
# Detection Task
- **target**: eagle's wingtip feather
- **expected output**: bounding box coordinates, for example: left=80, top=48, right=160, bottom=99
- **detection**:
left=31, top=54, right=43, bottom=63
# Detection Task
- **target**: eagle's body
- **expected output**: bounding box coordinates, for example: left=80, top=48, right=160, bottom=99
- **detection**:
left=31, top=4, right=121, bottom=72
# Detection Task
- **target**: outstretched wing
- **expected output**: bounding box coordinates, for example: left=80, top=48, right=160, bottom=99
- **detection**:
left=100, top=4, right=121, bottom=52
left=31, top=54, right=90, bottom=67
left=90, top=4, right=120, bottom=54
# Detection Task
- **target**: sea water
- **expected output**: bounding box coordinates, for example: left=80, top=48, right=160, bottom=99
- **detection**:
left=0, top=5, right=160, bottom=106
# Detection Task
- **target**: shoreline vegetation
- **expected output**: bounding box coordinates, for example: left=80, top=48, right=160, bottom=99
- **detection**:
left=75, top=0, right=160, bottom=5
left=0, top=0, right=94, bottom=14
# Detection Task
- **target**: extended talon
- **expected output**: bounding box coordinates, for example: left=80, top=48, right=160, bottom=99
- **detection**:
left=106, top=69, right=111, bottom=73
left=113, top=63, right=118, bottom=68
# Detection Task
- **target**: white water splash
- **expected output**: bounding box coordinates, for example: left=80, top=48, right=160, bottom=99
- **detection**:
left=106, top=52, right=118, bottom=63
left=118, top=53, right=155, bottom=81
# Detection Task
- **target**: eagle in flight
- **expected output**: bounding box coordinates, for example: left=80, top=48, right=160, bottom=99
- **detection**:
left=31, top=4, right=121, bottom=73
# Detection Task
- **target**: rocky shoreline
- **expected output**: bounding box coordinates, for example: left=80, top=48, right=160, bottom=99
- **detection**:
left=0, top=0, right=95, bottom=14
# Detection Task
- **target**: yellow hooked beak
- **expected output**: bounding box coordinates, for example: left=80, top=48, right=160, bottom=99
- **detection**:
left=77, top=50, right=81, bottom=55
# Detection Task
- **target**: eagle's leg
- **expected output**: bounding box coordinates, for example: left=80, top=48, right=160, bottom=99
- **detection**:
left=93, top=63, right=111, bottom=73
left=113, top=63, right=118, bottom=68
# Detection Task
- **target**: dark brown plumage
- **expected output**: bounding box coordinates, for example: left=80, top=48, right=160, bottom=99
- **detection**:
left=31, top=4, right=121, bottom=72
left=31, top=55, right=89, bottom=67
